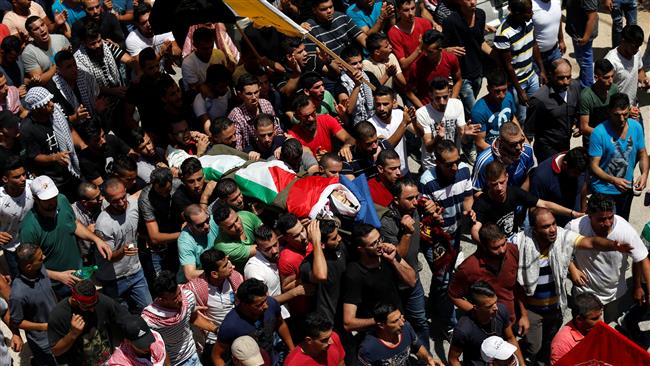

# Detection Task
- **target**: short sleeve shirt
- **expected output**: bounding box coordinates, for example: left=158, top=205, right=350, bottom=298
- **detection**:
left=416, top=99, right=466, bottom=169
left=412, top=51, right=460, bottom=103
left=473, top=186, right=539, bottom=238
left=177, top=228, right=211, bottom=282
left=472, top=92, right=518, bottom=146
left=451, top=304, right=511, bottom=366
left=473, top=144, right=535, bottom=191
left=343, top=260, right=403, bottom=319
left=346, top=1, right=382, bottom=30
left=94, top=198, right=141, bottom=280
left=288, top=114, right=342, bottom=154
left=605, top=48, right=643, bottom=103
left=21, top=35, right=70, bottom=73
left=2, top=2, right=46, bottom=35
left=217, top=297, right=281, bottom=355
left=214, top=211, right=262, bottom=271
left=285, top=331, right=345, bottom=365
left=359, top=322, right=421, bottom=365
left=0, top=182, right=33, bottom=251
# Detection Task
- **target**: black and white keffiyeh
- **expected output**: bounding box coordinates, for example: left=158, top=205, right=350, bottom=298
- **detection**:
left=52, top=69, right=99, bottom=116
left=74, top=41, right=123, bottom=88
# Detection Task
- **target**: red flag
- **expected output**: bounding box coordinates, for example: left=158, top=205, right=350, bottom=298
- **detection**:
left=556, top=321, right=650, bottom=365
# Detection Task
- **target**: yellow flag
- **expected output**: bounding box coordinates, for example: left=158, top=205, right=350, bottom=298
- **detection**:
left=223, top=0, right=307, bottom=38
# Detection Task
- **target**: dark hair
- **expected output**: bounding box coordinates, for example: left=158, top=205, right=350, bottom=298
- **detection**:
left=433, top=139, right=458, bottom=160
left=254, top=225, right=274, bottom=242
left=133, top=2, right=152, bottom=21
left=468, top=281, right=497, bottom=304
left=103, top=177, right=125, bottom=195
left=429, top=76, right=449, bottom=91
left=156, top=74, right=179, bottom=97
left=1, top=35, right=21, bottom=54
left=124, top=127, right=148, bottom=148
left=292, top=94, right=312, bottom=112
left=340, top=45, right=362, bottom=61
left=366, top=32, right=388, bottom=54
left=319, top=152, right=342, bottom=168
left=15, top=242, right=40, bottom=266
left=608, top=93, right=630, bottom=111
left=422, top=29, right=444, bottom=46
left=138, top=47, right=157, bottom=68
left=236, top=73, right=259, bottom=92
left=200, top=248, right=228, bottom=276
left=355, top=121, right=377, bottom=140
left=237, top=278, right=269, bottom=304
left=376, top=149, right=400, bottom=167
left=299, top=71, right=323, bottom=91
left=215, top=178, right=239, bottom=200
left=151, top=270, right=177, bottom=298
left=395, top=0, right=415, bottom=9
left=485, top=160, right=506, bottom=182
left=486, top=69, right=508, bottom=87
left=373, top=85, right=395, bottom=99
left=206, top=64, right=232, bottom=86
left=80, top=20, right=102, bottom=42
left=508, top=0, right=532, bottom=14
left=76, top=118, right=103, bottom=143
left=565, top=147, right=588, bottom=172
left=77, top=181, right=98, bottom=199
left=210, top=117, right=235, bottom=137
left=180, top=157, right=203, bottom=179
left=1, top=155, right=24, bottom=176
left=280, top=138, right=303, bottom=165
left=529, top=207, right=553, bottom=228
left=150, top=167, right=173, bottom=187
left=311, top=0, right=333, bottom=7
left=111, top=155, right=137, bottom=175
left=571, top=292, right=603, bottom=319
left=319, top=219, right=338, bottom=243
left=253, top=113, right=275, bottom=130
left=351, top=223, right=376, bottom=245
left=304, top=312, right=334, bottom=339
left=594, top=58, right=614, bottom=76
left=193, top=27, right=215, bottom=44
left=478, top=223, right=505, bottom=245
left=587, top=193, right=616, bottom=215
left=54, top=49, right=75, bottom=67
left=212, top=200, right=234, bottom=224
left=391, top=176, right=417, bottom=198
left=621, top=24, right=644, bottom=44
left=373, top=302, right=398, bottom=323
left=73, top=279, right=97, bottom=297
left=276, top=213, right=298, bottom=234
left=281, top=37, right=303, bottom=56
left=25, top=16, right=42, bottom=33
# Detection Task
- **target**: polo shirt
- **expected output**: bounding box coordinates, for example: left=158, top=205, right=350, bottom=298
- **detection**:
left=303, top=12, right=363, bottom=71
left=214, top=211, right=262, bottom=271
left=494, top=18, right=536, bottom=83
left=288, top=114, right=342, bottom=154
left=472, top=143, right=535, bottom=191
left=285, top=331, right=345, bottom=366
left=177, top=227, right=212, bottom=283
left=244, top=252, right=290, bottom=319
left=448, top=243, right=519, bottom=322
left=550, top=321, right=584, bottom=365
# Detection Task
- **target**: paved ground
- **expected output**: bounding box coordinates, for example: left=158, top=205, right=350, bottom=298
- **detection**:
left=4, top=5, right=650, bottom=365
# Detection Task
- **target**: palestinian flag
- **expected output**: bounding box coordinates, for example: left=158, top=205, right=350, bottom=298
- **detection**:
left=200, top=155, right=248, bottom=181
left=234, top=161, right=297, bottom=205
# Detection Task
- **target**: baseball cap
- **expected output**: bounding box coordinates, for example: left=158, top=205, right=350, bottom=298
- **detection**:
left=231, top=336, right=264, bottom=366
left=30, top=176, right=59, bottom=200
left=481, top=336, right=517, bottom=362
left=0, top=110, right=18, bottom=129
left=123, top=316, right=155, bottom=351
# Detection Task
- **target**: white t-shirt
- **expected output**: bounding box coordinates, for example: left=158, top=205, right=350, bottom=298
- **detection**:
left=605, top=48, right=643, bottom=103
left=193, top=90, right=231, bottom=121
left=368, top=109, right=409, bottom=176
left=0, top=181, right=33, bottom=251
left=565, top=215, right=649, bottom=304
left=416, top=98, right=465, bottom=169
left=244, top=253, right=290, bottom=319
left=532, top=0, right=562, bottom=52
left=126, top=30, right=175, bottom=56
left=205, top=281, right=236, bottom=343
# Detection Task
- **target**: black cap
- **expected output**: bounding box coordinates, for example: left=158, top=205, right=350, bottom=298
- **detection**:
left=123, top=316, right=155, bottom=351
left=0, top=110, right=18, bottom=129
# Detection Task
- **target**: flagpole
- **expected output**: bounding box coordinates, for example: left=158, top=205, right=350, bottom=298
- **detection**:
left=234, top=22, right=263, bottom=60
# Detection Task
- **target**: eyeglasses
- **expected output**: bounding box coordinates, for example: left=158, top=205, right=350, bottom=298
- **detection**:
left=368, top=235, right=383, bottom=248
left=504, top=138, right=525, bottom=149
left=193, top=217, right=210, bottom=227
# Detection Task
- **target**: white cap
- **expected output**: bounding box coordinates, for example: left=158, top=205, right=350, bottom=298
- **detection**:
left=30, top=176, right=59, bottom=200
left=481, top=336, right=517, bottom=362
left=231, top=336, right=264, bottom=366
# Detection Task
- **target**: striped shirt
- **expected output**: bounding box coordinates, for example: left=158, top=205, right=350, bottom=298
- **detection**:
left=526, top=250, right=559, bottom=312
left=304, top=12, right=363, bottom=71
left=494, top=18, right=536, bottom=83
left=419, top=163, right=473, bottom=236
left=472, top=143, right=535, bottom=191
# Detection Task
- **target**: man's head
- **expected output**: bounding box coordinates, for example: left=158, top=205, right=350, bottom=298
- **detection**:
left=183, top=204, right=211, bottom=236
left=594, top=58, right=614, bottom=90
left=103, top=178, right=128, bottom=214
left=484, top=160, right=508, bottom=201
left=179, top=157, right=205, bottom=197
left=480, top=336, right=518, bottom=365
left=26, top=16, right=49, bottom=44
left=352, top=223, right=382, bottom=258
left=133, top=3, right=153, bottom=37
left=169, top=118, right=193, bottom=147
left=111, top=155, right=138, bottom=192
left=302, top=312, right=335, bottom=355
left=149, top=167, right=173, bottom=198
left=152, top=270, right=182, bottom=310
left=252, top=114, right=276, bottom=150
left=586, top=193, right=616, bottom=237
left=122, top=315, right=156, bottom=357
left=236, top=278, right=270, bottom=318
left=281, top=38, right=308, bottom=69
left=24, top=87, right=55, bottom=118
left=571, top=292, right=603, bottom=335
left=0, top=110, right=19, bottom=146
left=422, top=29, right=444, bottom=62
left=0, top=36, right=21, bottom=65
left=497, top=122, right=526, bottom=161
left=276, top=213, right=308, bottom=250
left=293, top=94, right=318, bottom=132
left=457, top=0, right=478, bottom=11
left=468, top=281, right=499, bottom=323
left=354, top=121, right=379, bottom=156
left=80, top=21, right=104, bottom=57
left=530, top=207, right=557, bottom=245
left=31, top=175, right=59, bottom=218
left=619, top=24, right=644, bottom=59
left=367, top=32, right=393, bottom=62
left=486, top=69, right=508, bottom=104
left=192, top=27, right=215, bottom=62
left=236, top=73, right=261, bottom=110
left=508, top=0, right=533, bottom=23
left=216, top=178, right=244, bottom=211
left=299, top=72, right=326, bottom=103
left=376, top=149, right=402, bottom=184
left=76, top=181, right=103, bottom=212
left=138, top=47, right=160, bottom=78
left=200, top=248, right=234, bottom=283
left=126, top=127, right=156, bottom=158
left=373, top=86, right=396, bottom=122
left=373, top=303, right=405, bottom=337
left=563, top=147, right=588, bottom=178
left=319, top=153, right=343, bottom=177
left=340, top=45, right=363, bottom=73
left=254, top=225, right=280, bottom=262
left=71, top=280, right=100, bottom=312
left=434, top=139, right=461, bottom=180
left=157, top=74, right=183, bottom=110
left=319, top=219, right=342, bottom=250
left=478, top=223, right=507, bottom=260
left=55, top=50, right=79, bottom=83
left=210, top=117, right=237, bottom=147
left=396, top=0, right=416, bottom=23
left=549, top=58, right=572, bottom=92
left=11, top=0, right=31, bottom=12
left=312, top=0, right=335, bottom=23
left=280, top=138, right=304, bottom=170
left=1, top=155, right=26, bottom=193
left=205, top=64, right=232, bottom=97
left=429, top=76, right=451, bottom=112
left=16, top=243, right=44, bottom=276
left=391, top=176, right=419, bottom=213
left=82, top=0, right=103, bottom=20
left=77, top=118, right=106, bottom=153
left=231, top=336, right=265, bottom=366
left=608, top=93, right=630, bottom=129
left=213, top=200, right=244, bottom=238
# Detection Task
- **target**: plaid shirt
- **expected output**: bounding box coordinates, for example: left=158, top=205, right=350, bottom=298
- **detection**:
left=227, top=98, right=280, bottom=150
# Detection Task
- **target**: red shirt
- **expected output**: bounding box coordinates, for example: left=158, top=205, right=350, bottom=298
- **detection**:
left=368, top=177, right=393, bottom=207
left=448, top=243, right=520, bottom=322
left=387, top=18, right=433, bottom=79
left=413, top=50, right=460, bottom=104
left=284, top=331, right=346, bottom=366
left=288, top=115, right=342, bottom=155
left=279, top=243, right=314, bottom=316
left=551, top=321, right=584, bottom=365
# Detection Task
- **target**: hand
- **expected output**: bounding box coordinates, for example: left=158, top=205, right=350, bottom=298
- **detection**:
left=123, top=244, right=138, bottom=256
left=70, top=314, right=85, bottom=337
left=273, top=146, right=282, bottom=159
left=316, top=47, right=330, bottom=65
left=53, top=151, right=71, bottom=167
left=290, top=284, right=306, bottom=296
left=402, top=106, right=416, bottom=125
left=445, top=46, right=466, bottom=57
left=576, top=37, right=589, bottom=46
left=640, top=78, right=650, bottom=90
left=338, top=144, right=353, bottom=162
left=17, top=84, right=26, bottom=98
left=95, top=240, right=113, bottom=260
left=516, top=88, right=529, bottom=107
left=386, top=63, right=397, bottom=77
left=634, top=174, right=647, bottom=191
left=58, top=270, right=80, bottom=287
left=611, top=177, right=632, bottom=192
left=401, top=214, right=415, bottom=234
left=429, top=360, right=445, bottom=366
left=28, top=74, right=41, bottom=86
left=539, top=71, right=548, bottom=85
left=335, top=100, right=347, bottom=117
left=435, top=123, right=446, bottom=139
left=463, top=123, right=481, bottom=137
left=54, top=10, right=68, bottom=26
left=380, top=2, right=394, bottom=21
left=463, top=209, right=476, bottom=223
left=633, top=287, right=647, bottom=306
left=484, top=24, right=496, bottom=33
left=300, top=22, right=312, bottom=31
left=0, top=232, right=12, bottom=245
left=558, top=40, right=567, bottom=54
left=75, top=104, right=90, bottom=121
left=630, top=105, right=641, bottom=119
left=104, top=0, right=113, bottom=9
left=306, top=219, right=321, bottom=247
left=248, top=151, right=261, bottom=161
left=569, top=266, right=588, bottom=287
left=351, top=69, right=364, bottom=86
left=286, top=53, right=301, bottom=74
left=613, top=241, right=633, bottom=253
left=518, top=316, right=530, bottom=337
left=379, top=243, right=397, bottom=262
left=195, top=133, right=210, bottom=154
left=10, top=334, right=22, bottom=352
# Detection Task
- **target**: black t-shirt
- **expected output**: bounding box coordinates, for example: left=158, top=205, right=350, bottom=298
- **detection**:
left=341, top=139, right=392, bottom=178
left=171, top=184, right=218, bottom=221
left=0, top=144, right=24, bottom=167
left=343, top=260, right=403, bottom=319
left=19, top=118, right=73, bottom=186
left=71, top=12, right=125, bottom=50
left=473, top=186, right=539, bottom=238
left=139, top=184, right=181, bottom=234
left=300, top=245, right=347, bottom=324
left=47, top=294, right=129, bottom=365
left=244, top=135, right=286, bottom=159
left=442, top=9, right=486, bottom=79
left=78, top=135, right=131, bottom=181
left=451, top=303, right=511, bottom=366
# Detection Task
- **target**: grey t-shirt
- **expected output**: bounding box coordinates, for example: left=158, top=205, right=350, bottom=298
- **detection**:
left=95, top=197, right=141, bottom=281
left=21, top=34, right=71, bottom=73
left=565, top=0, right=599, bottom=40
left=380, top=206, right=421, bottom=285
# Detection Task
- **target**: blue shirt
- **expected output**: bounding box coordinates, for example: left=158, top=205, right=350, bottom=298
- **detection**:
left=589, top=119, right=645, bottom=195
left=217, top=297, right=281, bottom=354
left=359, top=321, right=421, bottom=365
left=52, top=0, right=86, bottom=27
left=472, top=92, right=517, bottom=145
left=346, top=1, right=382, bottom=30
left=420, top=163, right=473, bottom=236
left=473, top=144, right=535, bottom=191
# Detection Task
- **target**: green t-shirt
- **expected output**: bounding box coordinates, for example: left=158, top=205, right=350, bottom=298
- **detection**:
left=214, top=211, right=262, bottom=271
left=578, top=84, right=618, bottom=146
left=177, top=227, right=212, bottom=283
left=20, top=195, right=82, bottom=274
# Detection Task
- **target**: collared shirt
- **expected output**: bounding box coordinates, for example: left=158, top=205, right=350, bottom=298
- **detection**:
left=227, top=99, right=279, bottom=150
left=448, top=243, right=520, bottom=322
left=244, top=252, right=290, bottom=319
left=473, top=143, right=535, bottom=191
left=527, top=81, right=580, bottom=153
left=550, top=321, right=585, bottom=364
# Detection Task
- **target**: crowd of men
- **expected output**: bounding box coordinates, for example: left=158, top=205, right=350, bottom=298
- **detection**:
left=0, top=0, right=649, bottom=364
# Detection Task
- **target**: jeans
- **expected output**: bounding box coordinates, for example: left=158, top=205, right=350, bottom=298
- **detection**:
left=540, top=45, right=562, bottom=74
left=572, top=39, right=594, bottom=88
left=611, top=0, right=637, bottom=47
left=28, top=339, right=57, bottom=366
left=422, top=246, right=457, bottom=333
left=3, top=250, right=18, bottom=279
left=643, top=33, right=650, bottom=72
left=102, top=269, right=152, bottom=313
left=511, top=72, right=540, bottom=136
left=459, top=77, right=483, bottom=118
left=178, top=353, right=203, bottom=366
left=605, top=191, right=634, bottom=221
left=400, top=275, right=430, bottom=351
left=522, top=308, right=563, bottom=365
